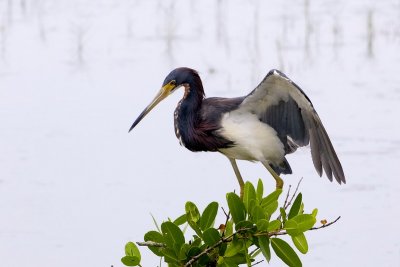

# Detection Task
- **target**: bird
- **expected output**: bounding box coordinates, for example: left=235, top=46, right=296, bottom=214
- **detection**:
left=129, top=67, right=345, bottom=197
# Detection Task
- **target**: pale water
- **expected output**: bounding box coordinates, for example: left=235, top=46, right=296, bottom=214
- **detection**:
left=0, top=0, right=400, bottom=266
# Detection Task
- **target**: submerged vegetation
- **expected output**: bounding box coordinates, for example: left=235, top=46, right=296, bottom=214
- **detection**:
left=121, top=179, right=340, bottom=267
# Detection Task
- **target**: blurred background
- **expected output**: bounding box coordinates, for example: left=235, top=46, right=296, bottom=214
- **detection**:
left=0, top=0, right=399, bottom=266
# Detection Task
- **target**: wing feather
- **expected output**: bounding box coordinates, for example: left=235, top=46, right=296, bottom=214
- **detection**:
left=240, top=69, right=345, bottom=184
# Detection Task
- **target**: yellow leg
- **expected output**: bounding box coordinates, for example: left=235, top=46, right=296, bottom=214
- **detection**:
left=262, top=162, right=284, bottom=189
left=228, top=158, right=245, bottom=199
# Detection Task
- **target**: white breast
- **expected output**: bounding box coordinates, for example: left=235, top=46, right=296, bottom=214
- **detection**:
left=218, top=110, right=285, bottom=163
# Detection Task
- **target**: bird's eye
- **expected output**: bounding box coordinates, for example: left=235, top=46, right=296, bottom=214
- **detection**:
left=170, top=80, right=176, bottom=86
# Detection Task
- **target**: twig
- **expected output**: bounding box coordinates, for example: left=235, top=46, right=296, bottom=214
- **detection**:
left=136, top=241, right=166, bottom=247
left=184, top=240, right=223, bottom=267
left=310, top=216, right=341, bottom=231
left=285, top=177, right=303, bottom=209
left=221, top=207, right=231, bottom=237
left=283, top=184, right=292, bottom=209
left=184, top=227, right=254, bottom=267
left=277, top=178, right=303, bottom=220
left=221, top=206, right=229, bottom=218
left=253, top=216, right=341, bottom=238
left=251, top=259, right=264, bottom=266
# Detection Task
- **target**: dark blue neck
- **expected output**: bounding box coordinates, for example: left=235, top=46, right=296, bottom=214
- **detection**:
left=174, top=71, right=208, bottom=149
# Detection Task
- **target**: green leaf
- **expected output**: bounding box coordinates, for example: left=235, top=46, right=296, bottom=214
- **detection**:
left=185, top=202, right=203, bottom=237
left=188, top=220, right=203, bottom=238
left=225, top=220, right=233, bottom=236
left=250, top=205, right=265, bottom=222
left=217, top=256, right=224, bottom=265
left=261, top=190, right=282, bottom=217
left=261, top=189, right=282, bottom=207
left=268, top=220, right=281, bottom=232
left=187, top=246, right=202, bottom=260
left=258, top=236, right=271, bottom=262
left=179, top=243, right=190, bottom=261
left=263, top=201, right=278, bottom=218
left=223, top=253, right=247, bottom=266
left=256, top=219, right=269, bottom=232
left=224, top=237, right=244, bottom=257
left=191, top=236, right=202, bottom=248
left=185, top=201, right=201, bottom=223
left=271, top=238, right=302, bottom=267
left=162, top=247, right=180, bottom=263
left=200, top=202, right=219, bottom=231
left=219, top=242, right=228, bottom=256
left=161, top=221, right=185, bottom=252
left=202, top=228, right=221, bottom=246
left=243, top=182, right=256, bottom=213
left=256, top=179, right=264, bottom=201
left=144, top=231, right=164, bottom=243
left=173, top=214, right=187, bottom=226
left=288, top=193, right=302, bottom=219
left=125, top=242, right=141, bottom=262
left=220, top=260, right=237, bottom=267
left=285, top=225, right=300, bottom=237
left=245, top=251, right=252, bottom=267
left=284, top=214, right=316, bottom=236
left=226, top=193, right=246, bottom=224
left=144, top=231, right=164, bottom=256
left=198, top=253, right=212, bottom=266
left=121, top=256, right=140, bottom=266
left=291, top=233, right=308, bottom=254
left=311, top=208, right=318, bottom=218
left=280, top=207, right=287, bottom=223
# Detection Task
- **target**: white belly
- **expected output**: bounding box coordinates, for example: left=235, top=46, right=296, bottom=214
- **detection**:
left=218, top=110, right=285, bottom=163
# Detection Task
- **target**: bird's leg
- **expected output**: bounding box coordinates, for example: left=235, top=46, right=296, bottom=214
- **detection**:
left=262, top=162, right=284, bottom=189
left=228, top=158, right=245, bottom=199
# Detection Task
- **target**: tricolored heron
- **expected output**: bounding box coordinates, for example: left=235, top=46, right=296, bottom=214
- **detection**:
left=129, top=68, right=345, bottom=197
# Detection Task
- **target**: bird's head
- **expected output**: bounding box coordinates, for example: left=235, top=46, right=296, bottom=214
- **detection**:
left=129, top=67, right=200, bottom=132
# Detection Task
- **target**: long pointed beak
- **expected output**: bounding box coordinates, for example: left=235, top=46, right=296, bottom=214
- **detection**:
left=128, top=85, right=172, bottom=132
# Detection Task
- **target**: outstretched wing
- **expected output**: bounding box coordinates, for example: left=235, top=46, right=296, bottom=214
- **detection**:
left=240, top=69, right=345, bottom=184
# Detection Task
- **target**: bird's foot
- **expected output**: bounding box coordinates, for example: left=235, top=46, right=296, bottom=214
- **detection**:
left=262, top=161, right=284, bottom=191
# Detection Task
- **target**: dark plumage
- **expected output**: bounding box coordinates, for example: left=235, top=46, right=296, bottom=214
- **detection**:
left=175, top=96, right=244, bottom=152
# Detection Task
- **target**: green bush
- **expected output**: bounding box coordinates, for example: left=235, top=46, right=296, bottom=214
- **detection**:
left=121, top=179, right=339, bottom=267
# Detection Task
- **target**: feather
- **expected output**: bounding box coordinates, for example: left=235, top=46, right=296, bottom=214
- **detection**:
left=239, top=69, right=345, bottom=184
